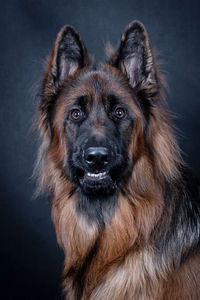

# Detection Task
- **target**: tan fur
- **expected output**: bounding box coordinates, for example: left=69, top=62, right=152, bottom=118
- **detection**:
left=35, top=22, right=200, bottom=299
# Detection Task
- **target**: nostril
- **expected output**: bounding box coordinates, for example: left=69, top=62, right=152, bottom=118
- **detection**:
left=102, top=154, right=108, bottom=164
left=86, top=154, right=95, bottom=163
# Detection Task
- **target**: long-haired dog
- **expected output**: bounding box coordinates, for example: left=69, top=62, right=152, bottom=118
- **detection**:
left=35, top=21, right=200, bottom=299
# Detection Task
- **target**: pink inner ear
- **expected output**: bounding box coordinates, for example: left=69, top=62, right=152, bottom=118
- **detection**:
left=59, top=56, right=79, bottom=83
left=125, top=56, right=142, bottom=88
left=60, top=58, right=68, bottom=82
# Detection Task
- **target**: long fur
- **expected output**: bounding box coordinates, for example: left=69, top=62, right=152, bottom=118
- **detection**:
left=35, top=21, right=200, bottom=299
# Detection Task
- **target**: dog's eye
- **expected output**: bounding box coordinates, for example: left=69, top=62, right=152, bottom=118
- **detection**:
left=71, top=109, right=82, bottom=120
left=114, top=108, right=125, bottom=119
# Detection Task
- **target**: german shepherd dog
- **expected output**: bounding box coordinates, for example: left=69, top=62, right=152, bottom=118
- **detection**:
left=36, top=21, right=200, bottom=299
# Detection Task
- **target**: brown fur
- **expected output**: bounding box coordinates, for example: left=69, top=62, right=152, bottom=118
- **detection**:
left=35, top=21, right=200, bottom=299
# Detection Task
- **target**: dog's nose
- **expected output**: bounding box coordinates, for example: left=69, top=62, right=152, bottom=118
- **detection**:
left=85, top=147, right=109, bottom=168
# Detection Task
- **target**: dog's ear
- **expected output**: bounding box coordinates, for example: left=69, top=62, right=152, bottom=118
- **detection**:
left=42, top=25, right=90, bottom=93
left=108, top=21, right=158, bottom=97
left=39, top=26, right=90, bottom=136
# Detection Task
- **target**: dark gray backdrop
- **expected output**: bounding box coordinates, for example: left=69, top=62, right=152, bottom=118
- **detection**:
left=1, top=0, right=200, bottom=299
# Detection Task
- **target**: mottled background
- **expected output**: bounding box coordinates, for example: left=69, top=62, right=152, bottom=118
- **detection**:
left=0, top=0, right=200, bottom=299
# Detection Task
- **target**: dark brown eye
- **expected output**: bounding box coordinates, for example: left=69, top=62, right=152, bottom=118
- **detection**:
left=114, top=108, right=125, bottom=119
left=71, top=109, right=81, bottom=120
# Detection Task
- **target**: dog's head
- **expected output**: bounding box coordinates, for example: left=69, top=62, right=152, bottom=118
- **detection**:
left=38, top=22, right=160, bottom=197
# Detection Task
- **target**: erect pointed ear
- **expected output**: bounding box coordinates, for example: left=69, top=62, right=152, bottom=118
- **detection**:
left=39, top=26, right=90, bottom=136
left=43, top=25, right=90, bottom=92
left=108, top=21, right=158, bottom=97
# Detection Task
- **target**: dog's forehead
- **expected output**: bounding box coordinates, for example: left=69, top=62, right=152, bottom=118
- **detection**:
left=66, top=68, right=134, bottom=103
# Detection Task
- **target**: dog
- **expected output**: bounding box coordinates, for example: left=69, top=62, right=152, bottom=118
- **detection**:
left=35, top=21, right=200, bottom=299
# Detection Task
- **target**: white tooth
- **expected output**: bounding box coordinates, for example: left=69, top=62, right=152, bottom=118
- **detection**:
left=87, top=172, right=108, bottom=178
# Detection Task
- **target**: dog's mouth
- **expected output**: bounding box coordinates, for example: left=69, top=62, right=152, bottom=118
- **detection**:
left=78, top=169, right=115, bottom=195
left=70, top=152, right=126, bottom=195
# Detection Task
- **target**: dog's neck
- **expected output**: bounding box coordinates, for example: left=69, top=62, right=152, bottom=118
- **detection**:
left=52, top=188, right=164, bottom=299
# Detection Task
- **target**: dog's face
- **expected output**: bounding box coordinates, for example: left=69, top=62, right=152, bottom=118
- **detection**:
left=64, top=70, right=140, bottom=195
left=40, top=22, right=158, bottom=197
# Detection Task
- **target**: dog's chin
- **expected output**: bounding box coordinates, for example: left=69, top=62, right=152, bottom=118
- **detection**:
left=79, top=171, right=116, bottom=196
